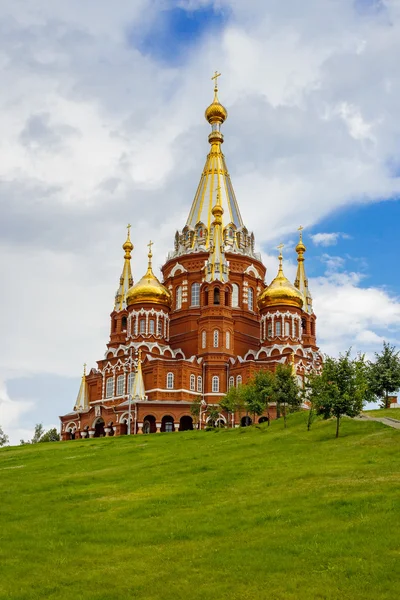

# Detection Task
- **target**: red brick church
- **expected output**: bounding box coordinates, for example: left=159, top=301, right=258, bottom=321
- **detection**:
left=60, top=76, right=322, bottom=440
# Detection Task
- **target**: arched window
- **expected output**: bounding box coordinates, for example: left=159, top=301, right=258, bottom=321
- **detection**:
left=139, top=319, right=146, bottom=334
left=116, top=374, right=124, bottom=397
left=149, top=319, right=155, bottom=334
left=268, top=322, right=272, bottom=337
left=134, top=317, right=138, bottom=335
left=212, top=376, right=219, bottom=393
left=275, top=321, right=282, bottom=336
left=293, top=320, right=297, bottom=338
left=190, top=374, right=195, bottom=391
left=202, top=331, right=206, bottom=349
left=311, top=320, right=315, bottom=336
left=285, top=321, right=290, bottom=337
left=214, top=288, right=220, bottom=305
left=229, top=376, right=234, bottom=389
left=302, top=317, right=307, bottom=332
left=105, top=377, right=114, bottom=398
left=248, top=287, right=254, bottom=311
left=127, top=372, right=134, bottom=395
left=197, top=376, right=202, bottom=392
left=113, top=319, right=117, bottom=333
left=176, top=286, right=182, bottom=310
left=232, top=283, right=239, bottom=308
left=213, top=330, right=219, bottom=348
left=191, top=283, right=200, bottom=307
left=157, top=318, right=163, bottom=336
left=226, top=331, right=230, bottom=349
left=236, top=375, right=242, bottom=387
left=121, top=316, right=127, bottom=331
left=166, top=372, right=174, bottom=389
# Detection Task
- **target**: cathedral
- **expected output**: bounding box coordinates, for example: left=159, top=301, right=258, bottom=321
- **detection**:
left=60, top=76, right=322, bottom=440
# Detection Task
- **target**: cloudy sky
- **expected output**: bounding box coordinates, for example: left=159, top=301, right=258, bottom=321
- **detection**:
left=1, top=0, right=400, bottom=444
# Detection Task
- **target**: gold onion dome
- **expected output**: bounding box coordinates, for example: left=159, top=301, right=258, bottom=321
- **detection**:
left=126, top=242, right=172, bottom=308
left=123, top=224, right=134, bottom=256
left=258, top=248, right=304, bottom=310
left=205, top=71, right=228, bottom=124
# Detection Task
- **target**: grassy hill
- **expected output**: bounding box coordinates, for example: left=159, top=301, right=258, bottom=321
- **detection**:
left=0, top=413, right=399, bottom=600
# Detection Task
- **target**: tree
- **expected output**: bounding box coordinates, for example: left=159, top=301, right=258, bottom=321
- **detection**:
left=190, top=398, right=202, bottom=429
left=0, top=425, right=9, bottom=447
left=20, top=423, right=60, bottom=445
left=368, top=342, right=400, bottom=408
left=39, top=428, right=60, bottom=443
left=32, top=423, right=45, bottom=444
left=309, top=350, right=369, bottom=438
left=253, top=370, right=275, bottom=424
left=206, top=406, right=221, bottom=429
left=220, top=385, right=247, bottom=427
left=271, top=364, right=301, bottom=428
left=242, top=383, right=265, bottom=422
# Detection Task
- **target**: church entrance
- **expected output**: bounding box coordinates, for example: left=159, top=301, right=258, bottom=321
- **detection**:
left=94, top=418, right=105, bottom=437
left=143, top=415, right=157, bottom=434
left=258, top=416, right=269, bottom=424
left=120, top=420, right=128, bottom=435
left=179, top=415, right=193, bottom=431
left=161, top=415, right=175, bottom=432
left=241, top=416, right=252, bottom=427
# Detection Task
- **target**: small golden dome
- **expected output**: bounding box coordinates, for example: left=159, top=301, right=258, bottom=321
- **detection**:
left=296, top=226, right=306, bottom=254
left=127, top=243, right=171, bottom=309
left=205, top=97, right=228, bottom=124
left=258, top=251, right=303, bottom=310
left=205, top=71, right=227, bottom=124
left=123, top=224, right=134, bottom=258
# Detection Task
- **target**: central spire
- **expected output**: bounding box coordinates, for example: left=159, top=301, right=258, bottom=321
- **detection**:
left=205, top=187, right=229, bottom=283
left=184, top=73, right=244, bottom=239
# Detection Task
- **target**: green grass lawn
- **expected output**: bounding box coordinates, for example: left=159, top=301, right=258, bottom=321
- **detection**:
left=363, top=408, right=400, bottom=420
left=0, top=413, right=399, bottom=600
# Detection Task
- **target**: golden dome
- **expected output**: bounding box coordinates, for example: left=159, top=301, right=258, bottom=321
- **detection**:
left=126, top=243, right=171, bottom=309
left=258, top=250, right=303, bottom=310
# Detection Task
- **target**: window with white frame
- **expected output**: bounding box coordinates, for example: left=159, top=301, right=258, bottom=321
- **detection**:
left=157, top=318, right=163, bottom=336
left=226, top=331, right=230, bottom=349
left=229, top=376, right=234, bottom=389
left=139, top=319, right=146, bottom=334
left=248, top=287, right=254, bottom=311
left=127, top=372, right=134, bottom=395
left=166, top=372, right=174, bottom=389
left=285, top=321, right=290, bottom=337
left=275, top=321, right=282, bottom=336
left=197, top=376, right=202, bottom=392
left=190, top=374, right=195, bottom=391
left=149, top=319, right=155, bottom=334
left=105, top=377, right=114, bottom=398
left=236, top=375, right=242, bottom=387
left=213, top=329, right=219, bottom=348
left=268, top=322, right=272, bottom=337
left=176, top=286, right=182, bottom=310
left=191, top=283, right=200, bottom=307
left=202, top=330, right=206, bottom=349
left=116, top=374, right=124, bottom=397
left=212, top=376, right=219, bottom=393
left=232, top=283, right=239, bottom=308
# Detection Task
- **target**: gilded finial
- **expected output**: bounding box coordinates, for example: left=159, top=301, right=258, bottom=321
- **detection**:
left=83, top=362, right=86, bottom=376
left=277, top=243, right=284, bottom=273
left=296, top=226, right=306, bottom=255
left=205, top=71, right=227, bottom=126
left=138, top=348, right=142, bottom=362
left=123, top=224, right=134, bottom=257
left=147, top=240, right=154, bottom=270
left=211, top=70, right=221, bottom=94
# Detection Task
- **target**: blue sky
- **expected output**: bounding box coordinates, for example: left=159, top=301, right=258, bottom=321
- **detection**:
left=1, top=0, right=400, bottom=444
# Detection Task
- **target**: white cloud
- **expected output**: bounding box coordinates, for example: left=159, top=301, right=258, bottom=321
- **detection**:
left=311, top=233, right=341, bottom=246
left=0, top=379, right=34, bottom=445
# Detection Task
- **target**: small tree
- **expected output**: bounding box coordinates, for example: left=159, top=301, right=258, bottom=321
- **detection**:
left=220, top=385, right=247, bottom=427
left=242, top=383, right=265, bottom=422
left=39, top=428, right=60, bottom=443
left=190, top=398, right=202, bottom=429
left=253, top=370, right=275, bottom=424
left=32, top=424, right=45, bottom=444
left=271, top=364, right=301, bottom=428
left=0, top=425, right=9, bottom=447
left=310, top=350, right=369, bottom=438
left=206, top=406, right=221, bottom=429
left=368, top=342, right=400, bottom=408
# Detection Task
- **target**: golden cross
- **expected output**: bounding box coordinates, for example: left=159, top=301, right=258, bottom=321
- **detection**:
left=147, top=240, right=153, bottom=254
left=298, top=225, right=303, bottom=232
left=83, top=362, right=87, bottom=375
left=277, top=243, right=284, bottom=253
left=127, top=223, right=131, bottom=233
left=211, top=71, right=221, bottom=91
